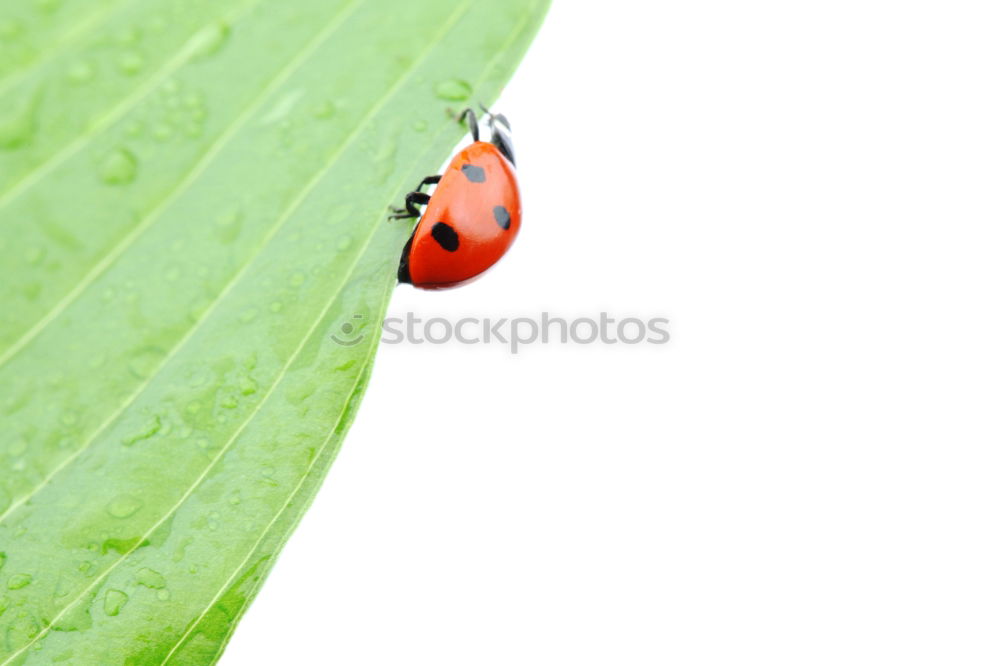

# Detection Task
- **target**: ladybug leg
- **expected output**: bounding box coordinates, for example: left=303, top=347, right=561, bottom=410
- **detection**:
left=388, top=191, right=431, bottom=220
left=388, top=175, right=440, bottom=219
left=415, top=175, right=441, bottom=191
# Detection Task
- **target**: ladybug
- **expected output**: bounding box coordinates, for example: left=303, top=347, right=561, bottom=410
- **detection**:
left=392, top=106, right=520, bottom=289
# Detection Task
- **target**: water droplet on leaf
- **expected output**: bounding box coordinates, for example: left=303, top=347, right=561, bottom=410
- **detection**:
left=122, top=415, right=162, bottom=446
left=434, top=78, right=472, bottom=101
left=239, top=377, right=257, bottom=395
left=215, top=207, right=242, bottom=243
left=135, top=568, right=166, bottom=589
left=0, top=94, right=38, bottom=150
left=117, top=51, right=145, bottom=75
left=7, top=574, right=32, bottom=590
left=0, top=20, right=22, bottom=38
left=25, top=246, right=44, bottom=265
left=106, top=494, right=143, bottom=518
left=189, top=21, right=230, bottom=59
left=128, top=346, right=164, bottom=378
left=67, top=61, right=95, bottom=83
left=104, top=589, right=128, bottom=616
left=34, top=0, right=61, bottom=13
left=116, top=26, right=140, bottom=45
left=99, top=148, right=138, bottom=185
left=311, top=100, right=336, bottom=119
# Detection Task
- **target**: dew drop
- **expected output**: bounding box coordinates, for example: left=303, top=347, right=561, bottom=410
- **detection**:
left=188, top=297, right=212, bottom=320
left=153, top=123, right=174, bottom=141
left=117, top=51, right=145, bottom=76
left=99, top=148, right=138, bottom=185
left=122, top=415, right=162, bottom=447
left=434, top=78, right=472, bottom=101
left=215, top=207, right=242, bottom=243
left=311, top=100, right=336, bottom=119
left=135, top=567, right=165, bottom=589
left=0, top=20, right=22, bottom=39
left=25, top=246, right=45, bottom=265
left=106, top=495, right=142, bottom=519
left=128, top=346, right=164, bottom=379
left=260, top=89, right=304, bottom=125
left=183, top=91, right=204, bottom=109
left=289, top=271, right=305, bottom=287
left=412, top=119, right=428, bottom=132
left=66, top=61, right=95, bottom=83
left=0, top=94, right=37, bottom=150
left=239, top=377, right=257, bottom=395
left=229, top=490, right=242, bottom=505
left=0, top=552, right=6, bottom=570
left=34, top=0, right=61, bottom=13
left=239, top=307, right=258, bottom=324
left=157, top=589, right=170, bottom=601
left=116, top=26, right=141, bottom=45
left=189, top=21, right=230, bottom=59
left=7, top=574, right=32, bottom=590
left=269, top=301, right=283, bottom=313
left=104, top=589, right=128, bottom=616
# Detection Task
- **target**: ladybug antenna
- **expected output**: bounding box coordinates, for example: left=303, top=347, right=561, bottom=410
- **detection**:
left=459, top=107, right=480, bottom=142
left=478, top=103, right=512, bottom=131
left=478, top=104, right=515, bottom=167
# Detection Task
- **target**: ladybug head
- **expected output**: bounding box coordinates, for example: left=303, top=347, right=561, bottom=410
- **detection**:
left=484, top=109, right=516, bottom=167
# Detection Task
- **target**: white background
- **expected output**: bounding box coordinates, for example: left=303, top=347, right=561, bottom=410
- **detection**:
left=225, top=1, right=1000, bottom=664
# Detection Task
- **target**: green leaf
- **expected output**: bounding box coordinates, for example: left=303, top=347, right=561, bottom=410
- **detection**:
left=0, top=0, right=549, bottom=662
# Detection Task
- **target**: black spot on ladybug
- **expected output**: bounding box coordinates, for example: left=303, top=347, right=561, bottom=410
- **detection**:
left=461, top=164, right=486, bottom=183
left=493, top=205, right=511, bottom=230
left=431, top=222, right=459, bottom=252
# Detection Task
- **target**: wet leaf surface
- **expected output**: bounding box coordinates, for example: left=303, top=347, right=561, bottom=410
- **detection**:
left=0, top=0, right=549, bottom=662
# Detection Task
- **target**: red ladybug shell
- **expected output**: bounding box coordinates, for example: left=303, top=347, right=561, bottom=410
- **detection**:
left=401, top=141, right=521, bottom=289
